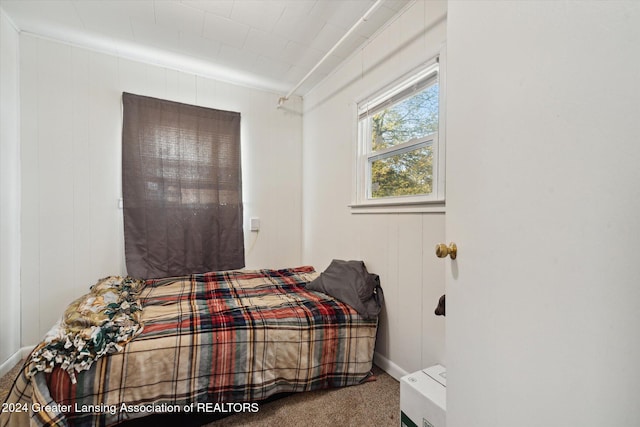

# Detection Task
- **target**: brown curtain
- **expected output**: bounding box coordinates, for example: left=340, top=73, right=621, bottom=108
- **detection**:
left=122, top=92, right=244, bottom=279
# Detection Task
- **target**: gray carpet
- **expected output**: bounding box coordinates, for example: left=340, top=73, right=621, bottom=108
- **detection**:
left=1, top=362, right=399, bottom=426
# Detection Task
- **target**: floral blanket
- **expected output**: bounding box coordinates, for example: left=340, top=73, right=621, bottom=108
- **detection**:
left=28, top=276, right=145, bottom=384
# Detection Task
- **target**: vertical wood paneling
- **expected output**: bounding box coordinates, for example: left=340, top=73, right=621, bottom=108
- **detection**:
left=396, top=215, right=425, bottom=370
left=87, top=52, right=121, bottom=277
left=302, top=0, right=448, bottom=377
left=19, top=34, right=304, bottom=344
left=267, top=96, right=303, bottom=268
left=119, top=58, right=149, bottom=96
left=421, top=214, right=446, bottom=367
left=357, top=214, right=393, bottom=357
left=144, top=62, right=167, bottom=97
left=382, top=216, right=400, bottom=365
left=71, top=48, right=93, bottom=296
left=164, top=69, right=181, bottom=103
left=0, top=10, right=21, bottom=367
left=37, top=40, right=76, bottom=331
left=19, top=34, right=41, bottom=345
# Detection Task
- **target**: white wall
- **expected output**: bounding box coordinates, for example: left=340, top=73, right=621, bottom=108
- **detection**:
left=19, top=34, right=303, bottom=346
left=0, top=9, right=22, bottom=375
left=446, top=1, right=640, bottom=426
left=302, top=1, right=447, bottom=377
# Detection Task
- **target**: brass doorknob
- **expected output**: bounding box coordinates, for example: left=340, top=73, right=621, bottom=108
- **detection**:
left=435, top=242, right=457, bottom=260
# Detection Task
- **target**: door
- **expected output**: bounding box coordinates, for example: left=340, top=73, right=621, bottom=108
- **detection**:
left=445, top=2, right=640, bottom=426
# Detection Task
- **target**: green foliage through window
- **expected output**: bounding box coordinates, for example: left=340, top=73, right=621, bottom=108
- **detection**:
left=369, top=84, right=439, bottom=198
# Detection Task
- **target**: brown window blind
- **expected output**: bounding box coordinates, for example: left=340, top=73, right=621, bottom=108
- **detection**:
left=122, top=92, right=244, bottom=278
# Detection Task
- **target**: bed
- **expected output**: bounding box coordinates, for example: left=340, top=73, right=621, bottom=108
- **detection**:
left=1, top=266, right=379, bottom=427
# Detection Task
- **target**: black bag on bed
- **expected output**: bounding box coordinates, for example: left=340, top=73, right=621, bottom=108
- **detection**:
left=306, top=259, right=384, bottom=320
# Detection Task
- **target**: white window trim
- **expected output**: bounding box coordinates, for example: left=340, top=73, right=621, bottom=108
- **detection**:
left=351, top=50, right=446, bottom=214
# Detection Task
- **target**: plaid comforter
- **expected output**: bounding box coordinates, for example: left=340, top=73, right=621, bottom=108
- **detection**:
left=1, top=267, right=378, bottom=426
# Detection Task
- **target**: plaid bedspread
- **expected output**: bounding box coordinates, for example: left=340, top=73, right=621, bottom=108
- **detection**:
left=1, top=267, right=378, bottom=427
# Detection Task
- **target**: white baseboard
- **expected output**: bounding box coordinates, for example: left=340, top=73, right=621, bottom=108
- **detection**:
left=373, top=351, right=408, bottom=381
left=0, top=349, right=22, bottom=378
left=0, top=346, right=35, bottom=378
left=20, top=345, right=35, bottom=359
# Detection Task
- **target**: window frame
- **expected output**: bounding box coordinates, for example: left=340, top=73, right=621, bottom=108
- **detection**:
left=351, top=53, right=446, bottom=214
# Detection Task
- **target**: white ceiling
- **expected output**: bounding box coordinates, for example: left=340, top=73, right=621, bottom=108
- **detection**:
left=0, top=0, right=411, bottom=96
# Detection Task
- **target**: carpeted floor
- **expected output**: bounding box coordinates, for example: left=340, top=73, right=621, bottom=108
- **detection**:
left=0, top=360, right=24, bottom=404
left=1, top=362, right=400, bottom=426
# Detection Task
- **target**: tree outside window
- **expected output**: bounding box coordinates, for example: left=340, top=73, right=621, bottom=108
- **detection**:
left=370, top=84, right=438, bottom=198
left=355, top=59, right=444, bottom=209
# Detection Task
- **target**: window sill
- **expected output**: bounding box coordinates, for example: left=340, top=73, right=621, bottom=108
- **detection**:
left=349, top=200, right=446, bottom=214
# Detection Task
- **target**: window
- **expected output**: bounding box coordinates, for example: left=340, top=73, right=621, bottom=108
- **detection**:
left=122, top=93, right=244, bottom=278
left=353, top=57, right=444, bottom=212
